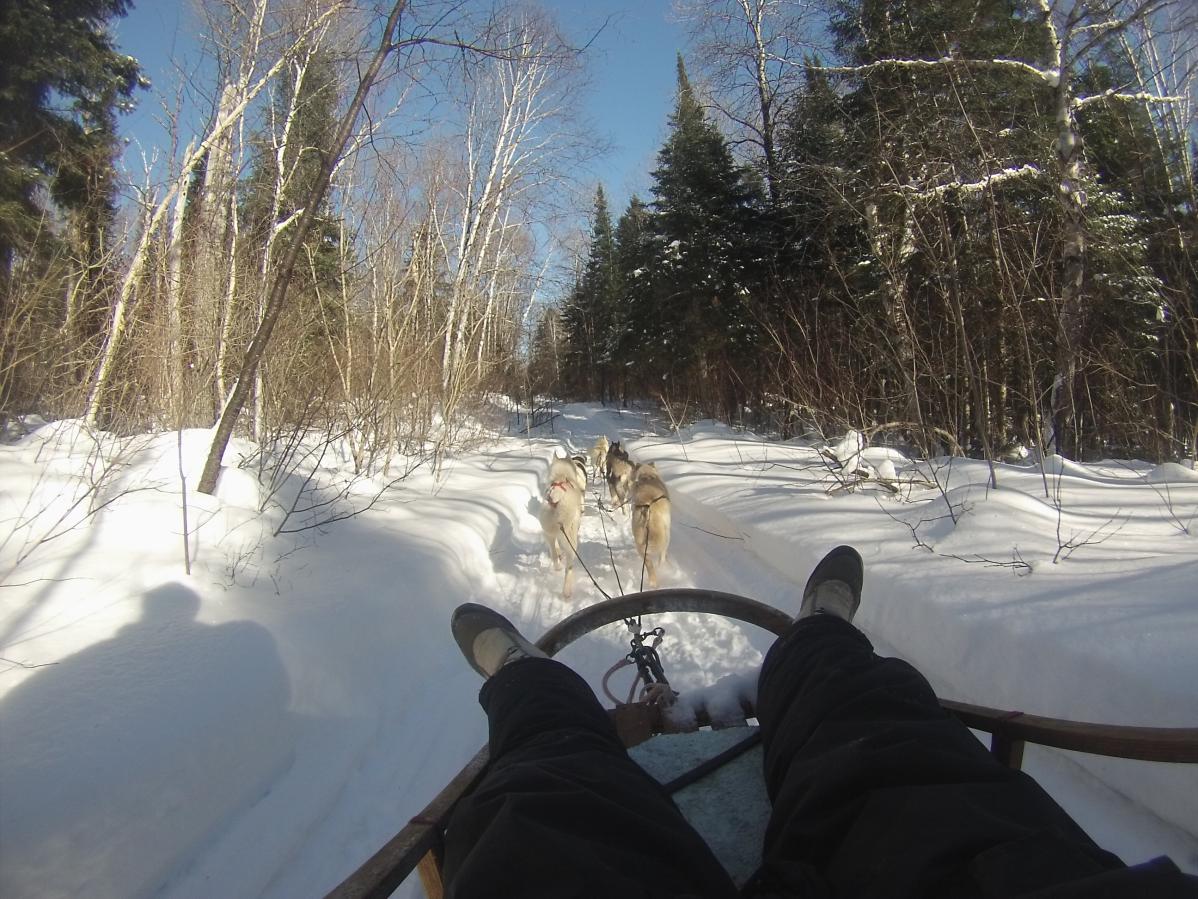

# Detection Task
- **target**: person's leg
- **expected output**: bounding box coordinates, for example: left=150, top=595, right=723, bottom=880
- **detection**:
left=749, top=614, right=1162, bottom=899
left=443, top=607, right=736, bottom=899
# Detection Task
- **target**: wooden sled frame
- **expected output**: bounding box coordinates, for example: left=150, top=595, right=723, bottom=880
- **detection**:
left=326, top=589, right=1198, bottom=899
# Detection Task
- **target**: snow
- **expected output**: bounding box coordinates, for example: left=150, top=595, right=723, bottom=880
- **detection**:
left=825, top=428, right=865, bottom=469
left=1, top=404, right=1196, bottom=898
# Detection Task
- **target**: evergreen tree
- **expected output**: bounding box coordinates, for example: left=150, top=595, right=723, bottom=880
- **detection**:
left=646, top=56, right=762, bottom=410
left=610, top=195, right=655, bottom=401
left=582, top=185, right=618, bottom=398
left=771, top=60, right=872, bottom=417
left=559, top=274, right=590, bottom=395
left=561, top=185, right=620, bottom=398
left=0, top=0, right=142, bottom=288
left=1073, top=59, right=1178, bottom=456
left=0, top=0, right=142, bottom=423
left=766, top=0, right=1067, bottom=447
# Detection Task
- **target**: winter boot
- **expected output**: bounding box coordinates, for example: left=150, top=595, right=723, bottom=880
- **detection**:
left=452, top=603, right=548, bottom=679
left=798, top=545, right=863, bottom=622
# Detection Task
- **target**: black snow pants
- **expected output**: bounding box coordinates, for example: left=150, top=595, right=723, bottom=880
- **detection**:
left=442, top=615, right=1196, bottom=898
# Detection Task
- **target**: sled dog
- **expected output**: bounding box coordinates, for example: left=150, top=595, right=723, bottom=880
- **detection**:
left=541, top=456, right=585, bottom=597
left=588, top=436, right=610, bottom=481
left=631, top=463, right=671, bottom=590
left=570, top=454, right=589, bottom=490
left=605, top=442, right=635, bottom=513
left=549, top=448, right=587, bottom=491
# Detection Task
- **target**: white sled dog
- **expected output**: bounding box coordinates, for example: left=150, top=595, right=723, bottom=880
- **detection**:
left=605, top=442, right=635, bottom=513
left=540, top=456, right=585, bottom=597
left=569, top=453, right=589, bottom=495
left=588, top=436, right=610, bottom=481
left=547, top=448, right=588, bottom=499
left=630, top=463, right=671, bottom=589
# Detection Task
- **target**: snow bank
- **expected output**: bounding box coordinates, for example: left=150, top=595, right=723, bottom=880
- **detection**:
left=1146, top=462, right=1198, bottom=485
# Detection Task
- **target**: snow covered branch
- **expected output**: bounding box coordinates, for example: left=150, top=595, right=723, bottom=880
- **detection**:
left=1073, top=88, right=1187, bottom=109
left=790, top=55, right=1060, bottom=87
left=902, top=163, right=1043, bottom=199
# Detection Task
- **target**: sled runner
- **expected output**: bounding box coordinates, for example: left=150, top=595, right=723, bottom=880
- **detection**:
left=325, top=589, right=1198, bottom=899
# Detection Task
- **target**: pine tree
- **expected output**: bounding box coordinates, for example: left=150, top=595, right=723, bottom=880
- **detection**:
left=0, top=0, right=142, bottom=424
left=1073, top=59, right=1176, bottom=457
left=771, top=59, right=872, bottom=418
left=559, top=275, right=590, bottom=395
left=0, top=0, right=142, bottom=289
left=560, top=185, right=622, bottom=399
left=611, top=195, right=655, bottom=401
left=582, top=185, right=618, bottom=398
left=646, top=56, right=762, bottom=410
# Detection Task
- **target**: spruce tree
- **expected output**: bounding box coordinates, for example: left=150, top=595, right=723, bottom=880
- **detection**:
left=0, top=0, right=142, bottom=288
left=0, top=0, right=142, bottom=424
left=793, top=0, right=1062, bottom=446
left=611, top=195, right=654, bottom=402
left=772, top=60, right=871, bottom=416
left=560, top=185, right=622, bottom=399
left=1074, top=60, right=1176, bottom=457
left=582, top=185, right=618, bottom=398
left=647, top=56, right=762, bottom=409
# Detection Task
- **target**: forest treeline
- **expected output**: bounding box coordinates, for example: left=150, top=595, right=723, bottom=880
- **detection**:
left=2, top=0, right=1196, bottom=471
left=543, top=0, right=1198, bottom=462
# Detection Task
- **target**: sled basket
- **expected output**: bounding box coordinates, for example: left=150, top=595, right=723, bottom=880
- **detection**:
left=325, top=588, right=1198, bottom=899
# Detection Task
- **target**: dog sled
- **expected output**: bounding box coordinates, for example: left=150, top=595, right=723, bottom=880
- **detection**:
left=326, top=589, right=1198, bottom=899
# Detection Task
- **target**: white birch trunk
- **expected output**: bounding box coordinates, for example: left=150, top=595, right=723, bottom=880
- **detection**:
left=442, top=39, right=550, bottom=387
left=164, top=167, right=190, bottom=418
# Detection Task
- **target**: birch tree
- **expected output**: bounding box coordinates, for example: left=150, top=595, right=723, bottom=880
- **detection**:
left=186, top=0, right=272, bottom=423
left=438, top=12, right=583, bottom=393
left=675, top=0, right=821, bottom=206
left=197, top=0, right=408, bottom=494
left=83, top=0, right=346, bottom=426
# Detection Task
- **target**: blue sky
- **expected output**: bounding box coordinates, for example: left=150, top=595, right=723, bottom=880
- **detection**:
left=113, top=1, right=687, bottom=216
left=552, top=0, right=686, bottom=211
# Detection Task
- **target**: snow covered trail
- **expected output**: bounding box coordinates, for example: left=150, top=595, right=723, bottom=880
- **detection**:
left=254, top=407, right=807, bottom=898
left=1, top=405, right=1195, bottom=899
left=0, top=409, right=801, bottom=899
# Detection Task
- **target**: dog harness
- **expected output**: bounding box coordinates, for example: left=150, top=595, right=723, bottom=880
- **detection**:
left=546, top=480, right=571, bottom=506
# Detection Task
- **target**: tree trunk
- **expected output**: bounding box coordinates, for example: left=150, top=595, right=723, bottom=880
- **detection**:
left=1051, top=73, right=1087, bottom=459
left=864, top=199, right=921, bottom=425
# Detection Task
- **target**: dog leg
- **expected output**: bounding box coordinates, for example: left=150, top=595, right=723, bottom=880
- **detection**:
left=562, top=521, right=579, bottom=598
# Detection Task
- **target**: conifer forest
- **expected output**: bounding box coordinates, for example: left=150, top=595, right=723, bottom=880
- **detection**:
left=3, top=0, right=1198, bottom=469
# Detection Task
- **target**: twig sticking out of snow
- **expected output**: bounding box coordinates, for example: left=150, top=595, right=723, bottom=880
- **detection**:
left=872, top=496, right=1033, bottom=574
